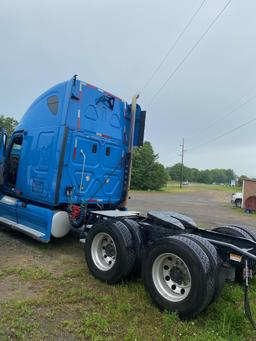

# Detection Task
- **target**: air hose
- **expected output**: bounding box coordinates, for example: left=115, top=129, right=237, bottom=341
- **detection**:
left=68, top=204, right=86, bottom=228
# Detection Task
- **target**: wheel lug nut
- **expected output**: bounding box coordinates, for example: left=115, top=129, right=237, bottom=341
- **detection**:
left=165, top=276, right=170, bottom=281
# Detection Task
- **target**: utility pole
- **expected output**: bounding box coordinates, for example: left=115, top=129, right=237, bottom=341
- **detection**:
left=179, top=138, right=185, bottom=188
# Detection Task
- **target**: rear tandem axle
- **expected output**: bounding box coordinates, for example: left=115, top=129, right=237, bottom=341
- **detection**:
left=81, top=210, right=256, bottom=327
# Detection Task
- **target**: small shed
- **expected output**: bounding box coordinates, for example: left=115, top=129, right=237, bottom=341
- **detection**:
left=243, top=179, right=256, bottom=211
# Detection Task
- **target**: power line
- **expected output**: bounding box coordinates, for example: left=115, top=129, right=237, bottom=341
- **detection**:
left=189, top=114, right=256, bottom=152
left=146, top=0, right=232, bottom=108
left=160, top=147, right=185, bottom=167
left=140, top=0, right=207, bottom=94
left=189, top=91, right=256, bottom=139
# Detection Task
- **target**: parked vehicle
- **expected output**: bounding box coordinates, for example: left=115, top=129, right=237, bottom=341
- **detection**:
left=231, top=192, right=243, bottom=208
left=1, top=76, right=256, bottom=325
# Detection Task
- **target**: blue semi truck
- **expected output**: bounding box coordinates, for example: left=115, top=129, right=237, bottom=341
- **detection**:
left=0, top=75, right=145, bottom=241
left=1, top=75, right=256, bottom=323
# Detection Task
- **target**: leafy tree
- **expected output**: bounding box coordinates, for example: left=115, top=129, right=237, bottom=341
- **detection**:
left=225, top=168, right=236, bottom=183
left=131, top=142, right=169, bottom=190
left=238, top=175, right=248, bottom=187
left=209, top=169, right=224, bottom=184
left=166, top=163, right=182, bottom=181
left=190, top=168, right=200, bottom=182
left=0, top=115, right=18, bottom=137
left=198, top=169, right=213, bottom=184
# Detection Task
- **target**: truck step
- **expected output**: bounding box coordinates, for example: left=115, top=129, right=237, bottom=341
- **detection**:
left=0, top=216, right=46, bottom=242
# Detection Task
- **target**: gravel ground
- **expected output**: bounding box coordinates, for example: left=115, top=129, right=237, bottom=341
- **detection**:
left=128, top=189, right=256, bottom=228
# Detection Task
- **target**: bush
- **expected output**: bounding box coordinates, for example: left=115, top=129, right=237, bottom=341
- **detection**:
left=131, top=142, right=169, bottom=190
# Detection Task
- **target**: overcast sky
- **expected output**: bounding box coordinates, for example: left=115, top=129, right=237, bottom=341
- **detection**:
left=1, top=0, right=256, bottom=176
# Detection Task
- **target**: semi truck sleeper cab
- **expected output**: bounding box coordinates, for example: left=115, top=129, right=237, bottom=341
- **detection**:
left=0, top=75, right=146, bottom=242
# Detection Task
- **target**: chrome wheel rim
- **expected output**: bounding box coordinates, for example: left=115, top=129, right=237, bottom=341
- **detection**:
left=152, top=253, right=191, bottom=302
left=91, top=233, right=117, bottom=271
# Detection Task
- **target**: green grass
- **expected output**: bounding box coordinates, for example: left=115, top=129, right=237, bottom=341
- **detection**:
left=131, top=182, right=242, bottom=194
left=0, top=266, right=53, bottom=280
left=0, top=262, right=256, bottom=340
left=160, top=182, right=242, bottom=194
left=232, top=206, right=256, bottom=220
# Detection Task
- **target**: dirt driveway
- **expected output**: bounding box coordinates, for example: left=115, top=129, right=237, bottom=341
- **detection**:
left=129, top=189, right=256, bottom=228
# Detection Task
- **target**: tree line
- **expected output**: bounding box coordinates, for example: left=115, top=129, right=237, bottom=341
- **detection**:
left=131, top=142, right=245, bottom=190
left=167, top=163, right=236, bottom=185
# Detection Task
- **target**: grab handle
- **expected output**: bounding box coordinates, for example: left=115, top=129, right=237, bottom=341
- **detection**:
left=80, top=149, right=86, bottom=192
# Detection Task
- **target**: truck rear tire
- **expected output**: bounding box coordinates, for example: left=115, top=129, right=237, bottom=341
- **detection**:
left=85, top=220, right=136, bottom=284
left=226, top=224, right=256, bottom=242
left=142, top=235, right=214, bottom=318
left=122, top=219, right=143, bottom=276
left=213, top=225, right=252, bottom=240
left=182, top=234, right=225, bottom=303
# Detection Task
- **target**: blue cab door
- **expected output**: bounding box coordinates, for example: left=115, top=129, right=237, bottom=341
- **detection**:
left=0, top=131, right=19, bottom=224
left=0, top=131, right=53, bottom=241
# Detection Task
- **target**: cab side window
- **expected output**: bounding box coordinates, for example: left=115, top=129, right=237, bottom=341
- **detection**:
left=5, top=135, right=23, bottom=188
left=47, top=95, right=59, bottom=115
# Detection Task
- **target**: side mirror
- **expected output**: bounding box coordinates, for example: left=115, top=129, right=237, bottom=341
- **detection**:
left=0, top=129, right=7, bottom=156
left=0, top=129, right=7, bottom=185
left=133, top=109, right=146, bottom=147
